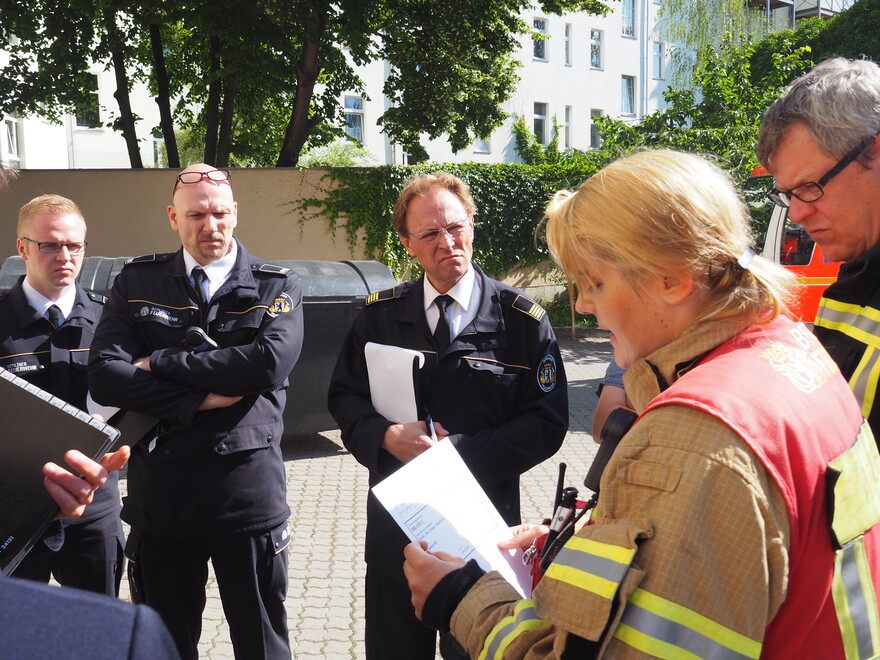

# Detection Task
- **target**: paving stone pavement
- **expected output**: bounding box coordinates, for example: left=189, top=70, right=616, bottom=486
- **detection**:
left=114, top=335, right=612, bottom=659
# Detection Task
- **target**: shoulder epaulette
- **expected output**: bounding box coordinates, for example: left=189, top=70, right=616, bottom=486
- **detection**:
left=86, top=291, right=108, bottom=304
left=508, top=293, right=546, bottom=322
left=125, top=253, right=175, bottom=266
left=252, top=263, right=291, bottom=276
left=365, top=286, right=397, bottom=306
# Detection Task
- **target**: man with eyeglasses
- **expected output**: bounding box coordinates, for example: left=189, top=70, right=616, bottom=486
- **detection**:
left=88, top=163, right=303, bottom=660
left=0, top=194, right=125, bottom=596
left=328, top=171, right=568, bottom=660
left=758, top=57, right=880, bottom=442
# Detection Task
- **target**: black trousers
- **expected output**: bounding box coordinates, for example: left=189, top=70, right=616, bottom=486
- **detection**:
left=126, top=522, right=290, bottom=660
left=14, top=512, right=124, bottom=596
left=366, top=565, right=438, bottom=660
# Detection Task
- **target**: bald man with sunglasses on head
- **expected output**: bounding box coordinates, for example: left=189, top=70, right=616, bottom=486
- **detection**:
left=88, top=164, right=303, bottom=660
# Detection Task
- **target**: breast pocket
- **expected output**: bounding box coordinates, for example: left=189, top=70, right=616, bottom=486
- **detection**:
left=462, top=357, right=522, bottom=386
left=131, top=303, right=189, bottom=346
left=214, top=306, right=266, bottom=346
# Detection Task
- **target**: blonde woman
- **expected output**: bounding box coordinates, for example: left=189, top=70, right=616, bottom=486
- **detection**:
left=404, top=149, right=880, bottom=659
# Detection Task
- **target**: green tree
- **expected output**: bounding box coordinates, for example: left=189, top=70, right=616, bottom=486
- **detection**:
left=0, top=0, right=612, bottom=168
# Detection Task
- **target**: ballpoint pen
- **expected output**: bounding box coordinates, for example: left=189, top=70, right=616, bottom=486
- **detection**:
left=425, top=413, right=439, bottom=444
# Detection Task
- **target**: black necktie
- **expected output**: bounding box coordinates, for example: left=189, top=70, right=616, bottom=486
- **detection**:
left=47, top=304, right=62, bottom=329
left=433, top=295, right=453, bottom=355
left=192, top=267, right=208, bottom=307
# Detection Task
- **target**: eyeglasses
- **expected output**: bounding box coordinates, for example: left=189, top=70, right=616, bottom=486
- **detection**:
left=409, top=221, right=470, bottom=245
left=768, top=138, right=873, bottom=208
left=20, top=237, right=87, bottom=254
left=173, top=169, right=231, bottom=193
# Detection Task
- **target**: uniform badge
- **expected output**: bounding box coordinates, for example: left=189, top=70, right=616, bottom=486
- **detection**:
left=267, top=292, right=293, bottom=317
left=537, top=354, right=557, bottom=392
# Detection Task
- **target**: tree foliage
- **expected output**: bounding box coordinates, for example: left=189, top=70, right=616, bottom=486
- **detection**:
left=585, top=34, right=814, bottom=182
left=0, top=0, right=611, bottom=168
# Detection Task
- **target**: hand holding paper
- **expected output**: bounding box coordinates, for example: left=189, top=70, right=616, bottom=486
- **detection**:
left=373, top=438, right=532, bottom=598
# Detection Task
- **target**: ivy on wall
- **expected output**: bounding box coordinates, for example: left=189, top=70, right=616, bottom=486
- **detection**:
left=297, top=163, right=598, bottom=281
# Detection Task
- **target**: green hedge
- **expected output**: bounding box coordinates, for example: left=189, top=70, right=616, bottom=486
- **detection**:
left=298, top=162, right=599, bottom=280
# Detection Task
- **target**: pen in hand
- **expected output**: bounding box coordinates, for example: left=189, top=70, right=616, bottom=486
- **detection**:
left=425, top=414, right=439, bottom=445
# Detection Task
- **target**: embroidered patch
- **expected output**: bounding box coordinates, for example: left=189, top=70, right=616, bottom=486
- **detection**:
left=267, top=292, right=293, bottom=317
left=537, top=354, right=557, bottom=392
left=135, top=305, right=184, bottom=325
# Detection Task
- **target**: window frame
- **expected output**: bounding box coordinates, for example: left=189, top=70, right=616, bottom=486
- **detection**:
left=343, top=96, right=365, bottom=144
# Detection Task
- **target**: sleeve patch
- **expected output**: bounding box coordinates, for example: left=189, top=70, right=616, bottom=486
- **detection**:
left=267, top=292, right=294, bottom=317
left=537, top=354, right=557, bottom=392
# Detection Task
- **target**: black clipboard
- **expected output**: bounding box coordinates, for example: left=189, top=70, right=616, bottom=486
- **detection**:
left=0, top=367, right=121, bottom=576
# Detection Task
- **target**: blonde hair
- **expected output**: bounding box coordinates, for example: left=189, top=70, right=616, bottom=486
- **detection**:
left=545, top=149, right=795, bottom=325
left=18, top=194, right=85, bottom=237
left=392, top=171, right=476, bottom=236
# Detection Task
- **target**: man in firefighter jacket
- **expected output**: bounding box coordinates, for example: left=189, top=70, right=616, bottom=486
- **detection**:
left=0, top=194, right=124, bottom=595
left=328, top=171, right=568, bottom=660
left=404, top=150, right=880, bottom=659
left=88, top=164, right=303, bottom=660
left=758, top=57, right=880, bottom=442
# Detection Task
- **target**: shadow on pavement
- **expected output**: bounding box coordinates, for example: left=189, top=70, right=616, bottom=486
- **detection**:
left=281, top=432, right=346, bottom=461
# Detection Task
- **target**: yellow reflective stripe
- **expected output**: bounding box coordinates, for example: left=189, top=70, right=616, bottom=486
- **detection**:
left=832, top=537, right=880, bottom=660
left=828, top=423, right=880, bottom=546
left=798, top=277, right=838, bottom=286
left=563, top=536, right=637, bottom=564
left=850, top=347, right=880, bottom=420
left=816, top=299, right=880, bottom=351
left=613, top=588, right=762, bottom=659
left=543, top=536, right=636, bottom=600
left=478, top=599, right=548, bottom=660
left=614, top=624, right=705, bottom=660
left=543, top=562, right=619, bottom=600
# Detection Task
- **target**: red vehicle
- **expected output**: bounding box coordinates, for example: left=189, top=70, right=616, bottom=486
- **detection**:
left=745, top=167, right=841, bottom=323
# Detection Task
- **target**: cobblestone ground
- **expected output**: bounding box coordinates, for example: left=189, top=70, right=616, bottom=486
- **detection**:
left=111, top=335, right=612, bottom=659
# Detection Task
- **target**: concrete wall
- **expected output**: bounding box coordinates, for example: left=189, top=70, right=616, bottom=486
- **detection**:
left=0, top=168, right=364, bottom=262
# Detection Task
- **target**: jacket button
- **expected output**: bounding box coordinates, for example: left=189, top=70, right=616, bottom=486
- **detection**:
left=266, top=435, right=272, bottom=443
left=217, top=443, right=226, bottom=452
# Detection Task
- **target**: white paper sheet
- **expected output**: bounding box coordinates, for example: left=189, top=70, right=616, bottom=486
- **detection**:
left=365, top=342, right=425, bottom=423
left=372, top=438, right=532, bottom=597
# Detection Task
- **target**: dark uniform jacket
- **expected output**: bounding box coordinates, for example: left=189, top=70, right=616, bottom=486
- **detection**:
left=87, top=240, right=303, bottom=537
left=0, top=574, right=179, bottom=659
left=814, top=241, right=880, bottom=441
left=328, top=265, right=568, bottom=574
left=0, top=278, right=120, bottom=526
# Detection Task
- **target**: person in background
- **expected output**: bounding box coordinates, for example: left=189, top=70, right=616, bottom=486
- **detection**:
left=758, top=57, right=880, bottom=442
left=328, top=171, right=568, bottom=660
left=591, top=358, right=631, bottom=443
left=88, top=164, right=303, bottom=660
left=404, top=149, right=880, bottom=658
left=0, top=194, right=124, bottom=595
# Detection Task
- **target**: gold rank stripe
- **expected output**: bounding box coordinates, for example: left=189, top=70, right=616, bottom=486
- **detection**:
left=128, top=299, right=198, bottom=311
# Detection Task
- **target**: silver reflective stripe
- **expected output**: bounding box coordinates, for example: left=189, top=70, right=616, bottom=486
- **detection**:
left=552, top=544, right=629, bottom=585
left=849, top=346, right=880, bottom=419
left=481, top=601, right=546, bottom=660
left=815, top=302, right=880, bottom=351
left=839, top=541, right=876, bottom=659
left=618, top=604, right=756, bottom=660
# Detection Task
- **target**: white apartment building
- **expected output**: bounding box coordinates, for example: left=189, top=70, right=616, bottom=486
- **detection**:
left=347, top=0, right=671, bottom=164
left=0, top=0, right=856, bottom=170
left=0, top=57, right=161, bottom=170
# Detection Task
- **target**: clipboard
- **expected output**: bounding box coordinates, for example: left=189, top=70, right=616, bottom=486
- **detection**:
left=364, top=342, right=425, bottom=423
left=0, top=367, right=121, bottom=576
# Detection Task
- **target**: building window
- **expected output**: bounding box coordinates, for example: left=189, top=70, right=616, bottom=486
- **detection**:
left=590, top=30, right=603, bottom=69
left=622, top=0, right=635, bottom=37
left=344, top=96, right=364, bottom=143
left=473, top=138, right=491, bottom=154
left=590, top=109, right=603, bottom=149
left=564, top=23, right=572, bottom=66
left=533, top=18, right=547, bottom=60
left=4, top=118, right=18, bottom=159
left=653, top=42, right=665, bottom=79
left=563, top=106, right=572, bottom=149
left=76, top=74, right=100, bottom=128
left=534, top=102, right=548, bottom=145
left=621, top=76, right=635, bottom=115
